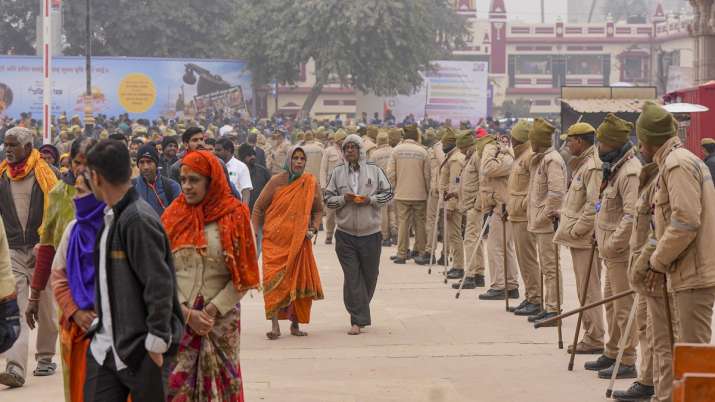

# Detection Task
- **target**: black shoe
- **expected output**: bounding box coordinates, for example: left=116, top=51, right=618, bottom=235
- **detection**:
left=527, top=310, right=548, bottom=322
left=445, top=268, right=464, bottom=279
left=508, top=299, right=529, bottom=313
left=393, top=257, right=407, bottom=264
left=474, top=274, right=485, bottom=287
left=452, top=276, right=478, bottom=289
left=514, top=302, right=541, bottom=316
left=390, top=255, right=399, bottom=261
left=507, top=289, right=520, bottom=299
left=534, top=312, right=559, bottom=327
left=382, top=239, right=392, bottom=247
left=585, top=355, right=616, bottom=371
left=409, top=250, right=419, bottom=259
left=414, top=255, right=429, bottom=265
left=612, top=382, right=654, bottom=401
left=325, top=238, right=332, bottom=245
left=479, top=288, right=505, bottom=300
left=598, top=363, right=637, bottom=380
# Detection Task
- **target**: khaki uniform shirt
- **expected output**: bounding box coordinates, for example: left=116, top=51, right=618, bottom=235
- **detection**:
left=429, top=142, right=445, bottom=195
left=302, top=140, right=324, bottom=180
left=479, top=142, right=514, bottom=216
left=320, top=145, right=342, bottom=189
left=554, top=145, right=602, bottom=249
left=506, top=143, right=533, bottom=223
left=527, top=148, right=567, bottom=234
left=595, top=148, right=640, bottom=263
left=267, top=140, right=290, bottom=175
left=370, top=144, right=393, bottom=172
left=460, top=149, right=481, bottom=213
left=627, top=162, right=660, bottom=296
left=363, top=137, right=377, bottom=160
left=440, top=148, right=466, bottom=211
left=648, top=136, right=715, bottom=291
left=387, top=139, right=430, bottom=201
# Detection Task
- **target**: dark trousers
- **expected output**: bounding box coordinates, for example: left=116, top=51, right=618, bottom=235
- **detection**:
left=84, top=350, right=167, bottom=402
left=335, top=230, right=382, bottom=327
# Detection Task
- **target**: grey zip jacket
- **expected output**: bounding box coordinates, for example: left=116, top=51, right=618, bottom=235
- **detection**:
left=324, top=134, right=394, bottom=237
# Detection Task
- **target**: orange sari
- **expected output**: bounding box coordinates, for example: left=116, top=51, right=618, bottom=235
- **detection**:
left=262, top=174, right=324, bottom=323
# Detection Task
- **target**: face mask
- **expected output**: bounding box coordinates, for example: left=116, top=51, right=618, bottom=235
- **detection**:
left=442, top=143, right=455, bottom=154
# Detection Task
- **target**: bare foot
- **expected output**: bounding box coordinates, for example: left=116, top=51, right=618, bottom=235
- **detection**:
left=347, top=325, right=361, bottom=335
left=290, top=323, right=308, bottom=337
left=266, top=329, right=281, bottom=340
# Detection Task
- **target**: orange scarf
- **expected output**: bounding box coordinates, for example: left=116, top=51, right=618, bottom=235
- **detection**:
left=0, top=149, right=58, bottom=236
left=162, top=151, right=259, bottom=292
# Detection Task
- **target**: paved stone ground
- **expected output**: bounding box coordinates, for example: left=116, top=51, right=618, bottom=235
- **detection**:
left=1, top=236, right=658, bottom=401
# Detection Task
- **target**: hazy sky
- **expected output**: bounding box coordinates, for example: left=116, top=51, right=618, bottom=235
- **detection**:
left=475, top=0, right=568, bottom=23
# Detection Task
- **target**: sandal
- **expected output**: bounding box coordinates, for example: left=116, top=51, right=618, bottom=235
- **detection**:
left=33, top=360, right=56, bottom=377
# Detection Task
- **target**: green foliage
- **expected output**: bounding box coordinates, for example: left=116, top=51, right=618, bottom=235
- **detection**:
left=501, top=98, right=532, bottom=118
left=601, top=0, right=649, bottom=22
left=0, top=0, right=37, bottom=54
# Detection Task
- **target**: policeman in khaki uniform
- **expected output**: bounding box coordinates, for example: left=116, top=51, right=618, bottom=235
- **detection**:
left=425, top=128, right=446, bottom=263
left=526, top=118, right=567, bottom=325
left=585, top=114, right=641, bottom=379
left=363, top=126, right=378, bottom=160
left=633, top=101, right=715, bottom=402
left=267, top=128, right=290, bottom=176
left=387, top=125, right=430, bottom=264
left=507, top=120, right=542, bottom=316
left=452, top=130, right=486, bottom=289
left=370, top=131, right=397, bottom=246
left=441, top=129, right=467, bottom=279
left=320, top=128, right=348, bottom=245
left=302, top=130, right=325, bottom=179
left=553, top=122, right=605, bottom=354
left=478, top=133, right=520, bottom=300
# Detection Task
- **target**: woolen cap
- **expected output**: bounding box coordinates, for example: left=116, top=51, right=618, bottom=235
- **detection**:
left=528, top=118, right=555, bottom=148
left=388, top=128, right=403, bottom=143
left=702, top=138, right=715, bottom=146
left=441, top=127, right=458, bottom=145
left=561, top=122, right=596, bottom=140
left=636, top=101, right=677, bottom=146
left=376, top=131, right=389, bottom=145
left=510, top=119, right=533, bottom=143
left=596, top=114, right=633, bottom=147
left=457, top=130, right=476, bottom=149
left=136, top=144, right=159, bottom=166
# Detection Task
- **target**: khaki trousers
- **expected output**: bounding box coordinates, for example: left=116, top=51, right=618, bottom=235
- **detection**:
left=425, top=191, right=441, bottom=255
left=535, top=232, right=562, bottom=313
left=512, top=222, right=541, bottom=305
left=675, top=286, right=715, bottom=344
left=646, top=292, right=678, bottom=402
left=569, top=247, right=605, bottom=348
left=636, top=293, right=653, bottom=387
left=463, top=209, right=485, bottom=276
left=3, top=249, right=58, bottom=378
left=603, top=260, right=637, bottom=366
left=380, top=201, right=397, bottom=239
left=396, top=200, right=427, bottom=258
left=445, top=209, right=464, bottom=269
left=325, top=208, right=336, bottom=240
left=486, top=213, right=519, bottom=290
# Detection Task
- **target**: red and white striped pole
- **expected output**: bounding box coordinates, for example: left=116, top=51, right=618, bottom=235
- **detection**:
left=42, top=0, right=53, bottom=145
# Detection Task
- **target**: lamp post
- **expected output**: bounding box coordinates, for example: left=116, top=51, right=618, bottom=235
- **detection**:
left=84, top=0, right=93, bottom=130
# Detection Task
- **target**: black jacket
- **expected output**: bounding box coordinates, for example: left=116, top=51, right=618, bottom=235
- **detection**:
left=91, top=188, right=183, bottom=370
left=705, top=154, right=715, bottom=185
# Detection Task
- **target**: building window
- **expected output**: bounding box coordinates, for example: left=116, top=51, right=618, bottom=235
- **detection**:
left=515, top=55, right=552, bottom=75
left=323, top=100, right=340, bottom=106
left=567, top=55, right=604, bottom=75
left=342, top=100, right=356, bottom=106
left=623, top=56, right=646, bottom=81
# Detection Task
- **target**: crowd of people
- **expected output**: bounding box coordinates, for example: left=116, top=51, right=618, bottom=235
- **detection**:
left=0, top=101, right=713, bottom=402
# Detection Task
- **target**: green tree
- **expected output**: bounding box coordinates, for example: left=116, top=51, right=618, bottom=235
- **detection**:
left=501, top=98, right=532, bottom=118
left=0, top=0, right=37, bottom=55
left=233, top=0, right=466, bottom=115
left=600, top=0, right=649, bottom=22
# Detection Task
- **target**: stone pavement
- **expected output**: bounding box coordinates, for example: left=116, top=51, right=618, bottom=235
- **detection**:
left=1, top=238, right=658, bottom=402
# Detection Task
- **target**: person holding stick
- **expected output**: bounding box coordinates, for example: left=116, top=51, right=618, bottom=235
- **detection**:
left=439, top=128, right=466, bottom=279
left=525, top=119, right=567, bottom=326
left=478, top=132, right=520, bottom=301
left=424, top=128, right=446, bottom=265
left=634, top=101, right=715, bottom=401
left=507, top=120, right=542, bottom=317
left=586, top=114, right=641, bottom=380
left=553, top=122, right=605, bottom=356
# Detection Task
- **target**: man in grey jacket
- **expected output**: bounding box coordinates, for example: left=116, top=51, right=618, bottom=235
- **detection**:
left=324, top=134, right=393, bottom=335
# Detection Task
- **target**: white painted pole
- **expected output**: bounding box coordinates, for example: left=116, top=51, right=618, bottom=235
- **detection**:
left=42, top=0, right=52, bottom=145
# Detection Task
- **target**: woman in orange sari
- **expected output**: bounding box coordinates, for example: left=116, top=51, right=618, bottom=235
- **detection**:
left=252, top=146, right=324, bottom=340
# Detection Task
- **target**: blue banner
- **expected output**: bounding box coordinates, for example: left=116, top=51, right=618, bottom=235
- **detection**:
left=0, top=56, right=252, bottom=122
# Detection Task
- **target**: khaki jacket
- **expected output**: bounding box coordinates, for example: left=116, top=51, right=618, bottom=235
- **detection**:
left=649, top=136, right=715, bottom=291
left=320, top=145, right=342, bottom=189
left=363, top=137, right=377, bottom=159
left=387, top=139, right=430, bottom=201
left=506, top=143, right=533, bottom=223
left=267, top=140, right=290, bottom=175
left=554, top=145, right=602, bottom=249
left=440, top=148, right=466, bottom=211
left=627, top=163, right=661, bottom=296
left=369, top=144, right=393, bottom=172
left=0, top=216, right=14, bottom=299
left=428, top=142, right=445, bottom=195
left=302, top=141, right=324, bottom=180
left=595, top=148, right=641, bottom=263
left=527, top=148, right=567, bottom=233
left=460, top=149, right=481, bottom=213
left=479, top=141, right=514, bottom=216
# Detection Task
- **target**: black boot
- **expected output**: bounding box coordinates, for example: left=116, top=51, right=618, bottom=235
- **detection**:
left=474, top=274, right=485, bottom=287
left=393, top=257, right=407, bottom=264
left=533, top=311, right=559, bottom=327
left=381, top=239, right=392, bottom=247
left=584, top=355, right=616, bottom=371
left=598, top=363, right=637, bottom=380
left=612, top=382, right=654, bottom=401
left=452, top=276, right=479, bottom=289
left=445, top=268, right=464, bottom=279
left=508, top=299, right=529, bottom=313
left=527, top=310, right=548, bottom=323
left=479, top=288, right=505, bottom=300
left=413, top=254, right=430, bottom=265
left=507, top=289, right=520, bottom=299
left=514, top=302, right=541, bottom=316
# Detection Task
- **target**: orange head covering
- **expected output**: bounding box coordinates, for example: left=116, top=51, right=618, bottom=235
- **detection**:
left=162, top=150, right=259, bottom=292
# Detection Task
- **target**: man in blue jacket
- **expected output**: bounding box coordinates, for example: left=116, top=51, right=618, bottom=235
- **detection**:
left=132, top=144, right=180, bottom=216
